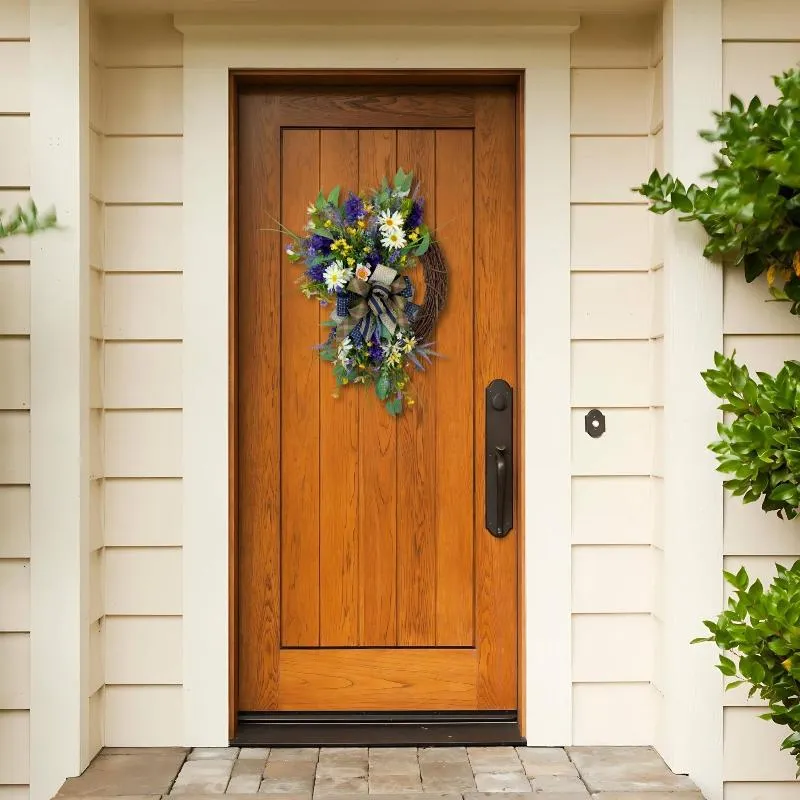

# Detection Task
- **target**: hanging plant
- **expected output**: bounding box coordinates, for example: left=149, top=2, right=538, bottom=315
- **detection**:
left=635, top=68, right=800, bottom=313
left=283, top=168, right=447, bottom=416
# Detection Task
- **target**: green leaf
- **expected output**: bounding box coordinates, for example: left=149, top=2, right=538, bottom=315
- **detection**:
left=375, top=374, right=391, bottom=401
left=327, top=186, right=341, bottom=207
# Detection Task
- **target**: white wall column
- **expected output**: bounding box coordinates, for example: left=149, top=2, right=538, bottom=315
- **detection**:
left=29, top=1, right=91, bottom=798
left=659, top=1, right=723, bottom=797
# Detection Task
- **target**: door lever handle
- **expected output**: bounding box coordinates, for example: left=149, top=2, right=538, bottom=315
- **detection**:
left=494, top=446, right=507, bottom=538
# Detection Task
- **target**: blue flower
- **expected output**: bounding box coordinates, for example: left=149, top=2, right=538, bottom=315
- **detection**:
left=343, top=193, right=365, bottom=224
left=365, top=250, right=380, bottom=267
left=307, top=264, right=325, bottom=282
left=310, top=234, right=331, bottom=253
left=407, top=199, right=424, bottom=229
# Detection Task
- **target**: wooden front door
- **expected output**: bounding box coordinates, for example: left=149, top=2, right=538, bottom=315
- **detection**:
left=235, top=80, right=520, bottom=715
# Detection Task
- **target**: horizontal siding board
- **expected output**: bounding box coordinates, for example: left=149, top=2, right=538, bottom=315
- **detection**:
left=724, top=493, right=800, bottom=556
left=571, top=340, right=651, bottom=407
left=104, top=478, right=182, bottom=547
left=571, top=205, right=650, bottom=270
left=105, top=205, right=182, bottom=272
left=89, top=549, right=103, bottom=624
left=0, top=561, right=28, bottom=633
left=105, top=547, right=182, bottom=615
left=571, top=137, right=649, bottom=203
left=571, top=69, right=652, bottom=135
left=724, top=783, right=800, bottom=800
left=0, top=787, right=29, bottom=800
left=722, top=555, right=795, bottom=590
left=103, top=138, right=182, bottom=203
left=723, top=42, right=800, bottom=107
left=0, top=117, right=29, bottom=189
left=104, top=68, right=182, bottom=135
left=0, top=192, right=31, bottom=262
left=572, top=614, right=652, bottom=682
left=570, top=15, right=654, bottom=68
left=90, top=199, right=104, bottom=270
left=90, top=129, right=102, bottom=201
left=723, top=0, right=800, bottom=40
left=571, top=408, right=651, bottom=476
left=0, top=267, right=29, bottom=335
left=0, top=633, right=28, bottom=709
left=572, top=476, right=652, bottom=545
left=0, top=412, right=28, bottom=484
left=651, top=60, right=663, bottom=133
left=88, top=688, right=104, bottom=761
left=0, top=711, right=28, bottom=783
left=572, top=272, right=651, bottom=340
left=0, top=44, right=28, bottom=113
left=89, top=620, right=103, bottom=696
left=104, top=616, right=181, bottom=684
left=104, top=273, right=182, bottom=341
left=90, top=479, right=103, bottom=553
left=90, top=61, right=103, bottom=134
left=724, top=707, right=797, bottom=781
left=102, top=17, right=183, bottom=68
left=91, top=269, right=103, bottom=341
left=90, top=339, right=103, bottom=410
left=105, top=341, right=182, bottom=409
left=90, top=409, right=103, bottom=480
left=104, top=686, right=182, bottom=747
left=105, top=410, right=182, bottom=478
left=0, top=486, right=29, bottom=558
left=0, top=339, right=29, bottom=410
left=572, top=683, right=655, bottom=745
left=724, top=334, right=800, bottom=377
left=572, top=545, right=653, bottom=613
left=725, top=268, right=800, bottom=333
left=0, top=2, right=30, bottom=39
left=651, top=337, right=663, bottom=405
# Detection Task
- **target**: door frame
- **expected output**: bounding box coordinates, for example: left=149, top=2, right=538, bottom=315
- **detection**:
left=229, top=71, right=524, bottom=738
left=177, top=17, right=576, bottom=748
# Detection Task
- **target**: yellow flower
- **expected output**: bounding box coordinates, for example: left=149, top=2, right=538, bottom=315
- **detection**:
left=767, top=264, right=777, bottom=286
left=324, top=219, right=333, bottom=228
left=400, top=255, right=407, bottom=264
left=346, top=257, right=355, bottom=266
left=407, top=398, right=415, bottom=407
left=363, top=246, right=371, bottom=254
left=794, top=250, right=800, bottom=277
left=346, top=226, right=356, bottom=235
left=342, top=378, right=349, bottom=385
left=357, top=220, right=367, bottom=229
left=409, top=231, right=419, bottom=242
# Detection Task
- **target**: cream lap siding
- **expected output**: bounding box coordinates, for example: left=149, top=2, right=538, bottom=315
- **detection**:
left=99, top=14, right=184, bottom=747
left=0, top=3, right=32, bottom=799
left=721, top=2, right=800, bottom=797
left=569, top=15, right=658, bottom=746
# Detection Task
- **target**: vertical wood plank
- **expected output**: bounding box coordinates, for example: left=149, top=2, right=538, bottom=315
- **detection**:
left=319, top=129, right=360, bottom=646
left=434, top=130, right=475, bottom=646
left=358, top=129, right=398, bottom=646
left=237, top=93, right=281, bottom=709
left=396, top=130, right=437, bottom=646
left=280, top=129, right=321, bottom=647
left=474, top=89, right=518, bottom=709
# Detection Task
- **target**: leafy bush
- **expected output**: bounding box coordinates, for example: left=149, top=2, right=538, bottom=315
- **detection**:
left=702, top=352, right=800, bottom=519
left=635, top=68, right=800, bottom=313
left=695, top=562, right=800, bottom=770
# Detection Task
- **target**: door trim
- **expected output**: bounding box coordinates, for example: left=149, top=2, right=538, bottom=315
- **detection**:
left=179, top=22, right=573, bottom=747
left=229, top=71, right=524, bottom=741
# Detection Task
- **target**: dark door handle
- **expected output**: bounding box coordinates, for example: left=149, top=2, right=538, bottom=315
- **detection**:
left=485, top=379, right=513, bottom=538
left=495, top=446, right=507, bottom=537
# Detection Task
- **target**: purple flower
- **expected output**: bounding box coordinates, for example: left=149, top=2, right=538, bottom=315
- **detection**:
left=368, top=338, right=384, bottom=362
left=310, top=234, right=331, bottom=253
left=307, top=264, right=325, bottom=282
left=343, top=193, right=365, bottom=224
left=407, top=199, right=424, bottom=229
left=365, top=250, right=380, bottom=267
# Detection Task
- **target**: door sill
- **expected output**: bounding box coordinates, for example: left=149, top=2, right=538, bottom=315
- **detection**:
left=232, top=711, right=525, bottom=747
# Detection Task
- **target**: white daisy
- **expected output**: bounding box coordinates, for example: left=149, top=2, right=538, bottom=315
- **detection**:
left=378, top=210, right=404, bottom=233
left=307, top=203, right=316, bottom=215
left=381, top=228, right=407, bottom=250
left=337, top=337, right=353, bottom=365
left=323, top=260, right=353, bottom=293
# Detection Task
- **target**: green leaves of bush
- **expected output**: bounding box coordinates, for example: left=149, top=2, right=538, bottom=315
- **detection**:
left=702, top=352, right=800, bottom=518
left=634, top=68, right=800, bottom=313
left=695, top=562, right=800, bottom=770
left=0, top=200, right=57, bottom=252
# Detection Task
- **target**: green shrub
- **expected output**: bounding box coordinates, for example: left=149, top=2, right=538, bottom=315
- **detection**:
left=702, top=352, right=800, bottom=519
left=635, top=68, right=800, bottom=313
left=695, top=562, right=800, bottom=770
left=0, top=200, right=57, bottom=250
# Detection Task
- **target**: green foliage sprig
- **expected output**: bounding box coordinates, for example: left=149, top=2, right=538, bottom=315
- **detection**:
left=702, top=352, right=800, bottom=519
left=694, top=562, right=800, bottom=771
left=635, top=68, right=800, bottom=313
left=0, top=200, right=58, bottom=251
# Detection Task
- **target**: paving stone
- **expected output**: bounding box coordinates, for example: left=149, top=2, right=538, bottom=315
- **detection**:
left=58, top=754, right=187, bottom=796
left=269, top=749, right=320, bottom=763
left=463, top=793, right=538, bottom=800
left=260, top=777, right=315, bottom=794
left=417, top=748, right=468, bottom=765
left=313, top=775, right=369, bottom=796
left=264, top=761, right=318, bottom=780
left=189, top=749, right=240, bottom=761
left=226, top=772, right=263, bottom=793
left=368, top=774, right=423, bottom=794
left=419, top=762, right=475, bottom=792
left=319, top=796, right=457, bottom=800
left=256, top=795, right=311, bottom=800
left=171, top=759, right=235, bottom=794
left=239, top=748, right=270, bottom=761
left=474, top=771, right=531, bottom=792
left=467, top=748, right=523, bottom=774
left=319, top=748, right=369, bottom=762
left=590, top=794, right=704, bottom=799
left=566, top=748, right=698, bottom=794
left=316, top=766, right=368, bottom=780
left=529, top=774, right=589, bottom=795
left=101, top=749, right=190, bottom=756
left=515, top=749, right=576, bottom=778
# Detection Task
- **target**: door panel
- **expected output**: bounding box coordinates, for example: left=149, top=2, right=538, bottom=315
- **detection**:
left=237, top=85, right=518, bottom=713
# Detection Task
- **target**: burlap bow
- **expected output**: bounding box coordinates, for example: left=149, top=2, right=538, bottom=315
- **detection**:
left=332, top=264, right=418, bottom=343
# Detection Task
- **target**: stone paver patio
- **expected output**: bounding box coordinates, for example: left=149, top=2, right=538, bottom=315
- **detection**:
left=55, top=746, right=704, bottom=800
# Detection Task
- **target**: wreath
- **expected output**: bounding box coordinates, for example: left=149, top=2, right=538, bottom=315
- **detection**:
left=284, top=168, right=447, bottom=416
